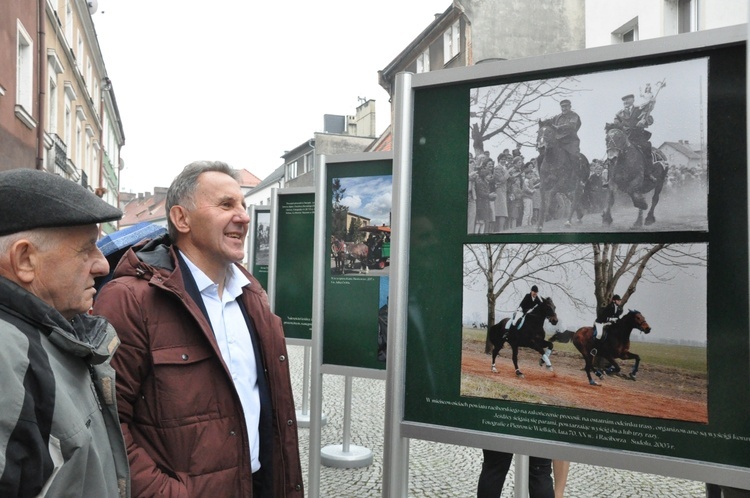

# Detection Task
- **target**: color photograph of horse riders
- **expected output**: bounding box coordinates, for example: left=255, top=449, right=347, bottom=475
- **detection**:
left=468, top=57, right=708, bottom=233
left=460, top=243, right=708, bottom=424
left=330, top=175, right=393, bottom=276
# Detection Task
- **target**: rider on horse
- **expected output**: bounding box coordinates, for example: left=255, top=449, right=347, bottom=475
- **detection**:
left=613, top=93, right=657, bottom=182
left=550, top=99, right=583, bottom=178
left=505, top=285, right=543, bottom=337
left=592, top=294, right=623, bottom=354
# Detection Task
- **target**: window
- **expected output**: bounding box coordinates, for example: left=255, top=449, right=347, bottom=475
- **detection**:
left=416, top=49, right=430, bottom=73
left=64, top=82, right=76, bottom=148
left=678, top=0, right=697, bottom=33
left=65, top=0, right=73, bottom=42
left=443, top=21, right=460, bottom=64
left=612, top=17, right=639, bottom=43
left=16, top=21, right=34, bottom=119
left=77, top=32, right=83, bottom=71
left=64, top=101, right=72, bottom=146
left=47, top=50, right=64, bottom=136
left=76, top=120, right=82, bottom=164
left=286, top=160, right=297, bottom=180
left=48, top=77, right=58, bottom=134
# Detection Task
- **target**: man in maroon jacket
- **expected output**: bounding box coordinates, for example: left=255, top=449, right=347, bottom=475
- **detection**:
left=95, top=161, right=303, bottom=497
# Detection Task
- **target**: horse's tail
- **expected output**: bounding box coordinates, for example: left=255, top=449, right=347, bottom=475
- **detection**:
left=550, top=330, right=576, bottom=344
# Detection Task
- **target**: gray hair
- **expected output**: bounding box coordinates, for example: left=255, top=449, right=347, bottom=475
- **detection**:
left=0, top=229, right=56, bottom=254
left=165, top=161, right=240, bottom=240
left=0, top=229, right=59, bottom=280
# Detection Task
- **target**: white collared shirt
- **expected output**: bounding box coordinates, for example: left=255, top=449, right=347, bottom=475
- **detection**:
left=180, top=251, right=261, bottom=473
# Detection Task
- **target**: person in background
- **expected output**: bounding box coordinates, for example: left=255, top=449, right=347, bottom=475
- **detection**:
left=0, top=169, right=129, bottom=497
left=553, top=460, right=570, bottom=498
left=477, top=451, right=554, bottom=498
left=522, top=169, right=537, bottom=226
left=492, top=155, right=510, bottom=232
left=94, top=161, right=303, bottom=497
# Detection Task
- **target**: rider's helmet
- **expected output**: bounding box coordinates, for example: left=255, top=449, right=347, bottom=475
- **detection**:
left=531, top=285, right=539, bottom=293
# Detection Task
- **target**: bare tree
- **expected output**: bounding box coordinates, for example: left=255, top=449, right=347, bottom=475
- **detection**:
left=464, top=243, right=706, bottom=353
left=591, top=243, right=706, bottom=309
left=469, top=77, right=579, bottom=157
left=464, top=244, right=588, bottom=352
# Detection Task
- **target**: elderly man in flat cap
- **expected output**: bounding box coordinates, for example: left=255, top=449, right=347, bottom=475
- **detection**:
left=0, top=169, right=130, bottom=497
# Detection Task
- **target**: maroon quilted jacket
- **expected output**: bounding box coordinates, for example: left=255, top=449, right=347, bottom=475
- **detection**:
left=93, top=236, right=304, bottom=497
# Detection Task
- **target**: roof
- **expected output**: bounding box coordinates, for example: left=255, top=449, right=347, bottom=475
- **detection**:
left=659, top=141, right=702, bottom=160
left=238, top=168, right=261, bottom=187
left=378, top=5, right=458, bottom=92
left=366, top=125, right=393, bottom=152
left=119, top=189, right=167, bottom=226
left=248, top=163, right=285, bottom=193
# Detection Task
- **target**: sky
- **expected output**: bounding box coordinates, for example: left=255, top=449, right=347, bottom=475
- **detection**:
left=470, top=57, right=708, bottom=165
left=337, top=175, right=393, bottom=226
left=92, top=0, right=450, bottom=193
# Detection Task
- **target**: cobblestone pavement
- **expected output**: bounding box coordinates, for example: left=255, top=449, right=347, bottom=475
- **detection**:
left=287, top=345, right=709, bottom=497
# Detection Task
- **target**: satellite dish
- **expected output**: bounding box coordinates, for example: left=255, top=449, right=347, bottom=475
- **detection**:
left=87, top=0, right=98, bottom=14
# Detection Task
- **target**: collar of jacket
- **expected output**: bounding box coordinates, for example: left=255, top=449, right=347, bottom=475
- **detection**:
left=0, top=276, right=119, bottom=365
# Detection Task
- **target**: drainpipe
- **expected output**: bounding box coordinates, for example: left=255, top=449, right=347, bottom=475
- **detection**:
left=99, top=78, right=109, bottom=197
left=36, top=0, right=47, bottom=170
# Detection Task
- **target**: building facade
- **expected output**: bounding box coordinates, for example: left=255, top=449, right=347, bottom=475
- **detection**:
left=245, top=99, right=377, bottom=206
left=586, top=0, right=747, bottom=47
left=378, top=0, right=745, bottom=134
left=0, top=0, right=124, bottom=232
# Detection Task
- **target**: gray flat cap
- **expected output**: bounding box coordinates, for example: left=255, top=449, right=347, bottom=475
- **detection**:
left=0, top=169, right=122, bottom=236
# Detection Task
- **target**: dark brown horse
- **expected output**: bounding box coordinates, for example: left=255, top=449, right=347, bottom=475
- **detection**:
left=603, top=124, right=668, bottom=228
left=571, top=310, right=651, bottom=385
left=536, top=119, right=590, bottom=230
left=488, top=297, right=558, bottom=378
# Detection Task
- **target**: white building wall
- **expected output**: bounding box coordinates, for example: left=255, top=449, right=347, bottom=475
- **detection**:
left=700, top=1, right=747, bottom=29
left=585, top=0, right=747, bottom=48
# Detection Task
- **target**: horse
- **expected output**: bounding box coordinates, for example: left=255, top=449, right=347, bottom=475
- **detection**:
left=536, top=119, right=590, bottom=230
left=331, top=237, right=347, bottom=274
left=488, top=297, right=558, bottom=378
left=603, top=123, right=668, bottom=228
left=345, top=242, right=369, bottom=274
left=571, top=309, right=652, bottom=386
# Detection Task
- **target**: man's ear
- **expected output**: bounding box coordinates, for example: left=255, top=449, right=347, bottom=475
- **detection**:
left=9, top=239, right=39, bottom=284
left=169, top=205, right=191, bottom=235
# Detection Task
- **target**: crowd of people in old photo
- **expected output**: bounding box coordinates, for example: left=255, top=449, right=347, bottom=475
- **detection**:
left=468, top=147, right=610, bottom=233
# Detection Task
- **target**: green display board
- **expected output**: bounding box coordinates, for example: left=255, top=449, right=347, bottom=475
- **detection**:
left=324, top=159, right=393, bottom=370
left=403, top=33, right=749, bottom=473
left=274, top=191, right=315, bottom=341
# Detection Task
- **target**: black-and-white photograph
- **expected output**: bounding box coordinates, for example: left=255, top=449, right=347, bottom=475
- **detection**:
left=460, top=243, right=708, bottom=423
left=468, top=57, right=708, bottom=233
left=254, top=211, right=270, bottom=266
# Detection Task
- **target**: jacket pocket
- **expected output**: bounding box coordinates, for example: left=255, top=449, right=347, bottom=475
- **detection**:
left=150, top=344, right=222, bottom=424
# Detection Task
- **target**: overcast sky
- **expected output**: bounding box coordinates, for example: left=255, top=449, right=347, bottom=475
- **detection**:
left=471, top=57, right=708, bottom=164
left=92, top=0, right=449, bottom=193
